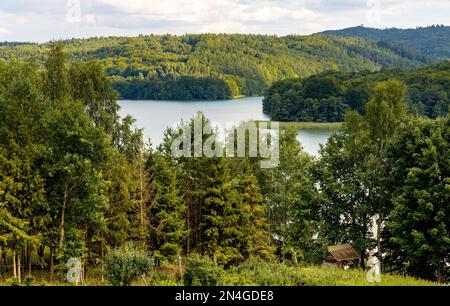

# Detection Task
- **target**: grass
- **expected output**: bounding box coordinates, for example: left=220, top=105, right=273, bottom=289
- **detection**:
left=218, top=261, right=439, bottom=286
left=0, top=264, right=440, bottom=286
left=293, top=266, right=439, bottom=286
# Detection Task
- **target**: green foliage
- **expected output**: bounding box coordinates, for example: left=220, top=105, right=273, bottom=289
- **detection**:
left=264, top=61, right=450, bottom=122
left=220, top=259, right=305, bottom=286
left=183, top=253, right=223, bottom=286
left=6, top=277, right=20, bottom=286
left=219, top=259, right=439, bottom=286
left=322, top=25, right=450, bottom=59
left=24, top=275, right=35, bottom=286
left=146, top=151, right=187, bottom=262
left=113, top=76, right=232, bottom=100
left=238, top=172, right=274, bottom=260
left=105, top=247, right=154, bottom=286
left=0, top=41, right=447, bottom=286
left=384, top=116, right=450, bottom=282
left=254, top=128, right=324, bottom=265
left=160, top=114, right=273, bottom=266
left=293, top=266, right=439, bottom=286
left=44, top=42, right=70, bottom=101
left=0, top=43, right=145, bottom=283
left=0, top=34, right=429, bottom=100
left=313, top=79, right=410, bottom=268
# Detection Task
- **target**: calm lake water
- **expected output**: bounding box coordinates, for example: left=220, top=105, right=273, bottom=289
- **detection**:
left=119, top=97, right=333, bottom=156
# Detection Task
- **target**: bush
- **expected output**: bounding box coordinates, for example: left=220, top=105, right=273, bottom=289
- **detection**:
left=220, top=259, right=305, bottom=286
left=7, top=278, right=20, bottom=286
left=105, top=248, right=154, bottom=286
left=24, top=275, right=35, bottom=286
left=184, top=254, right=223, bottom=286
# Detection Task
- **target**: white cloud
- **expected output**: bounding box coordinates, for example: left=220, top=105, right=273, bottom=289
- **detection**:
left=84, top=14, right=98, bottom=25
left=0, top=0, right=448, bottom=42
left=97, top=0, right=319, bottom=24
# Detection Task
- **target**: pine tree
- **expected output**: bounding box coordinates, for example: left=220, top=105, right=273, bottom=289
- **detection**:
left=146, top=151, right=187, bottom=262
left=238, top=170, right=274, bottom=259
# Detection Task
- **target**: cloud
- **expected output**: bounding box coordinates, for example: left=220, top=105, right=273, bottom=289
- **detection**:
left=98, top=0, right=318, bottom=24
left=0, top=0, right=448, bottom=42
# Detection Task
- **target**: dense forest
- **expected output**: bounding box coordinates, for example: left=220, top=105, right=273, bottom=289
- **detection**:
left=263, top=60, right=450, bottom=122
left=0, top=33, right=433, bottom=100
left=0, top=44, right=448, bottom=285
left=321, top=25, right=450, bottom=59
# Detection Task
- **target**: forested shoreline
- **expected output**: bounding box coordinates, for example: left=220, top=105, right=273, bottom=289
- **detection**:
left=0, top=33, right=433, bottom=100
left=263, top=61, right=450, bottom=122
left=0, top=44, right=448, bottom=286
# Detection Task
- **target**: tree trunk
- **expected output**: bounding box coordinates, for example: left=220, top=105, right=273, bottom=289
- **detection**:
left=59, top=196, right=67, bottom=253
left=101, top=237, right=105, bottom=283
left=0, top=246, right=3, bottom=282
left=12, top=250, right=17, bottom=279
left=376, top=217, right=382, bottom=266
left=50, top=248, right=54, bottom=282
left=187, top=202, right=191, bottom=254
left=139, top=157, right=146, bottom=245
left=28, top=244, right=32, bottom=276
left=17, top=252, right=21, bottom=283
left=178, top=252, right=183, bottom=279
left=437, top=261, right=445, bottom=283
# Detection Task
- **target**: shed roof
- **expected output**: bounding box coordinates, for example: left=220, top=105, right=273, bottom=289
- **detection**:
left=328, top=244, right=360, bottom=261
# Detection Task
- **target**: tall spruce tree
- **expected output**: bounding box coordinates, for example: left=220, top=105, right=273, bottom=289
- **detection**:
left=238, top=168, right=274, bottom=260
left=146, top=150, right=187, bottom=262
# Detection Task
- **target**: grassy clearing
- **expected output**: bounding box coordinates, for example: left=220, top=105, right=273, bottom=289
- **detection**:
left=293, top=266, right=438, bottom=286
left=219, top=261, right=439, bottom=286
left=0, top=264, right=439, bottom=286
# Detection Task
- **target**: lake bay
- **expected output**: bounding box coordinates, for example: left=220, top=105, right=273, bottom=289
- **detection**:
left=119, top=97, right=333, bottom=156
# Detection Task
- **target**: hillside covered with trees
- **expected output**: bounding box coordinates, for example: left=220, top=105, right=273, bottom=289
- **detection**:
left=321, top=25, right=450, bottom=59
left=263, top=60, right=450, bottom=122
left=0, top=34, right=433, bottom=100
left=0, top=45, right=448, bottom=285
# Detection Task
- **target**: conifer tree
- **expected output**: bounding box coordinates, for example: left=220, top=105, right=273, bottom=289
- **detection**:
left=238, top=170, right=274, bottom=259
left=146, top=151, right=187, bottom=262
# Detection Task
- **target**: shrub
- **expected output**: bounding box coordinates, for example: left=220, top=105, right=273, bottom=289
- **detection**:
left=184, top=254, right=223, bottom=286
left=7, top=278, right=20, bottom=286
left=24, top=275, right=35, bottom=286
left=220, top=259, right=305, bottom=286
left=105, top=247, right=154, bottom=286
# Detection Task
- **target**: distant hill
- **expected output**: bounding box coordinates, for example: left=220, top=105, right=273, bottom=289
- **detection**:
left=321, top=25, right=450, bottom=59
left=0, top=34, right=433, bottom=99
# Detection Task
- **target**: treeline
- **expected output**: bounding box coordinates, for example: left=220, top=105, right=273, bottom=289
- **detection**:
left=321, top=25, right=450, bottom=59
left=263, top=61, right=450, bottom=122
left=113, top=76, right=233, bottom=100
left=0, top=33, right=432, bottom=100
left=0, top=45, right=448, bottom=284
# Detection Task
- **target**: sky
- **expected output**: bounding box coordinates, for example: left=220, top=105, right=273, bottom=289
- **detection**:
left=0, top=0, right=449, bottom=42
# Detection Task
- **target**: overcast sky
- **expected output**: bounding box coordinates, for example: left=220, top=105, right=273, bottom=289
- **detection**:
left=0, top=0, right=449, bottom=42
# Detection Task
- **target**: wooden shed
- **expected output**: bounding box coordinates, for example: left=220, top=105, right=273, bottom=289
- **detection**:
left=323, top=244, right=360, bottom=268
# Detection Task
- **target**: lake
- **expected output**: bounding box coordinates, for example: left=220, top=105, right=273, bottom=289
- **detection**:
left=118, top=97, right=333, bottom=156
